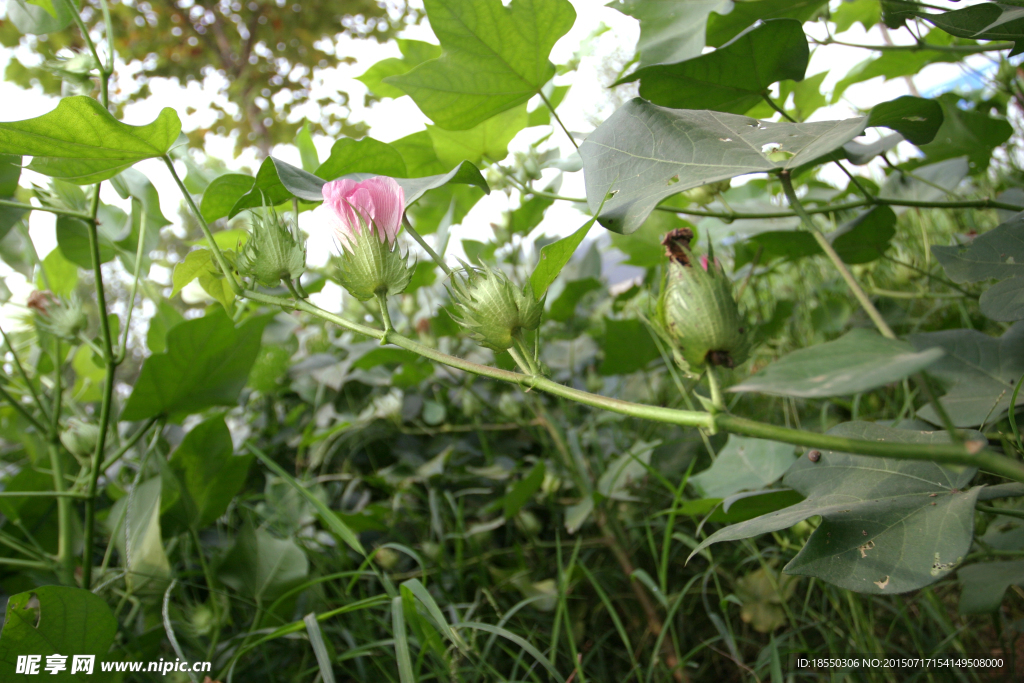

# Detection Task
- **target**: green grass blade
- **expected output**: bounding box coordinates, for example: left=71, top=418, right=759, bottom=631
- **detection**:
left=303, top=612, right=337, bottom=683
left=392, top=595, right=416, bottom=683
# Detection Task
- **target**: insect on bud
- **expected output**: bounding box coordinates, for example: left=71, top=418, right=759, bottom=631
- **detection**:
left=448, top=264, right=542, bottom=352
left=316, top=177, right=413, bottom=301
left=237, top=206, right=306, bottom=287
left=656, top=228, right=748, bottom=372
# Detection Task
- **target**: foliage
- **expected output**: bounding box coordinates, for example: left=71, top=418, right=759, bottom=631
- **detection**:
left=2, top=1, right=1024, bottom=682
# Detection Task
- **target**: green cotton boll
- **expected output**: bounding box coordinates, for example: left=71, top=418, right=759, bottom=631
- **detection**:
left=658, top=254, right=748, bottom=371
left=237, top=209, right=306, bottom=287
left=448, top=264, right=542, bottom=351
left=333, top=226, right=413, bottom=301
left=36, top=294, right=87, bottom=341
left=60, top=418, right=102, bottom=460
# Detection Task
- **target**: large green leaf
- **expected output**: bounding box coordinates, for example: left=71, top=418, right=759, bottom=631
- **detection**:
left=108, top=477, right=171, bottom=593
left=617, top=0, right=730, bottom=67
left=315, top=137, right=408, bottom=182
left=8, top=0, right=76, bottom=35
left=916, top=95, right=1013, bottom=171
left=832, top=31, right=964, bottom=102
left=706, top=0, right=827, bottom=47
left=163, top=416, right=253, bottom=532
left=958, top=560, right=1024, bottom=614
left=914, top=3, right=1024, bottom=56
left=357, top=39, right=444, bottom=99
left=121, top=311, right=270, bottom=420
left=690, top=422, right=981, bottom=594
left=690, top=436, right=797, bottom=499
left=219, top=524, right=309, bottom=604
left=0, top=586, right=117, bottom=680
left=579, top=99, right=866, bottom=234
left=934, top=212, right=1024, bottom=321
left=867, top=96, right=944, bottom=145
left=0, top=97, right=181, bottom=184
left=616, top=20, right=809, bottom=115
left=731, top=329, right=944, bottom=398
left=428, top=105, right=527, bottom=167
left=909, top=321, right=1024, bottom=427
left=384, top=0, right=576, bottom=130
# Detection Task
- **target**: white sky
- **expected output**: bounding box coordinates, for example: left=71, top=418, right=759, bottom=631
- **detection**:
left=0, top=0, right=999, bottom=321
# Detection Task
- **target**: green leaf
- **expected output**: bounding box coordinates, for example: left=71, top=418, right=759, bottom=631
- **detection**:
left=219, top=524, right=309, bottom=603
left=958, top=560, right=1024, bottom=614
left=690, top=436, right=798, bottom=499
left=504, top=462, right=546, bottom=518
left=384, top=0, right=576, bottom=130
left=163, top=416, right=253, bottom=532
left=599, top=317, right=662, bottom=376
left=509, top=195, right=554, bottom=235
left=867, top=96, right=944, bottom=145
left=38, top=248, right=78, bottom=296
left=933, top=213, right=1024, bottom=321
left=548, top=277, right=602, bottom=322
left=121, top=311, right=270, bottom=420
left=878, top=156, right=969, bottom=212
left=111, top=168, right=171, bottom=231
left=315, top=138, right=408, bottom=181
left=357, top=39, right=443, bottom=98
left=108, top=477, right=171, bottom=593
left=530, top=215, right=596, bottom=298
left=295, top=122, right=319, bottom=173
left=0, top=97, right=181, bottom=184
left=690, top=422, right=981, bottom=594
left=617, top=0, right=730, bottom=67
left=832, top=0, right=881, bottom=33
left=616, top=20, right=809, bottom=115
left=146, top=299, right=184, bottom=354
left=597, top=440, right=659, bottom=501
left=731, top=329, right=944, bottom=398
left=832, top=31, right=964, bottom=102
left=579, top=99, right=867, bottom=234
left=171, top=249, right=214, bottom=297
left=0, top=586, right=117, bottom=680
left=915, top=2, right=1024, bottom=56
left=8, top=0, right=76, bottom=35
left=428, top=105, right=528, bottom=167
left=909, top=321, right=1024, bottom=427
left=391, top=131, right=448, bottom=177
left=705, top=0, right=828, bottom=47
left=200, top=174, right=256, bottom=223
left=783, top=71, right=828, bottom=121
left=916, top=95, right=1013, bottom=171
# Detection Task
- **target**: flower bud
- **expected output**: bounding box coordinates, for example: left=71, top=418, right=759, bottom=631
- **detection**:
left=316, top=177, right=412, bottom=301
left=657, top=229, right=747, bottom=371
left=60, top=418, right=101, bottom=459
left=33, top=292, right=87, bottom=341
left=237, top=207, right=306, bottom=287
left=448, top=264, right=542, bottom=351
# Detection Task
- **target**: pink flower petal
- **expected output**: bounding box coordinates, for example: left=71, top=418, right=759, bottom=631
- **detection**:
left=320, top=176, right=405, bottom=249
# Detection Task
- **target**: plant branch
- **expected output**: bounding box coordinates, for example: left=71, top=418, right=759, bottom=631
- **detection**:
left=402, top=215, right=451, bottom=276
left=814, top=37, right=1015, bottom=54
left=0, top=324, right=48, bottom=421
left=656, top=196, right=1024, bottom=220
left=162, top=155, right=242, bottom=295
left=113, top=209, right=149, bottom=365
left=0, top=198, right=92, bottom=221
left=779, top=171, right=896, bottom=339
left=540, top=90, right=578, bottom=151
left=0, top=383, right=49, bottom=435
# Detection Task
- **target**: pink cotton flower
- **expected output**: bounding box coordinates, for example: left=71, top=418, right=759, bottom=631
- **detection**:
left=320, top=177, right=405, bottom=251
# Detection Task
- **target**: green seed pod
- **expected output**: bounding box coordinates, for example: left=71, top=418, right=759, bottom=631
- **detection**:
left=448, top=264, right=542, bottom=351
left=333, top=227, right=412, bottom=301
left=657, top=232, right=747, bottom=371
left=237, top=208, right=306, bottom=287
left=35, top=294, right=87, bottom=341
left=60, top=418, right=101, bottom=459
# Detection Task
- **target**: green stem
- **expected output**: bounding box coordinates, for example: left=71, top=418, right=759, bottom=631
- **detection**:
left=0, top=198, right=92, bottom=221
left=99, top=417, right=159, bottom=472
left=47, top=443, right=76, bottom=584
left=0, top=383, right=49, bottom=435
left=762, top=93, right=795, bottom=122
left=706, top=365, right=725, bottom=412
left=779, top=171, right=896, bottom=339
left=815, top=37, right=1015, bottom=54
left=0, top=324, right=49, bottom=421
left=65, top=0, right=109, bottom=106
left=375, top=291, right=393, bottom=337
left=0, top=490, right=88, bottom=499
left=113, top=208, right=148, bottom=364
left=977, top=505, right=1024, bottom=520
left=162, top=156, right=242, bottom=295
left=1009, top=373, right=1023, bottom=453
left=539, top=90, right=578, bottom=151
left=402, top=215, right=451, bottom=276
left=915, top=372, right=962, bottom=443
left=656, top=196, right=1024, bottom=221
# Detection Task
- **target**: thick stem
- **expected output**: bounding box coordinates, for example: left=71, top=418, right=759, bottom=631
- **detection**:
left=705, top=365, right=725, bottom=412
left=779, top=171, right=896, bottom=339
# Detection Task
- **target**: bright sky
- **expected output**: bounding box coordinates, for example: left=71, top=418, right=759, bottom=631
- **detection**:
left=0, top=0, right=998, bottom=324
